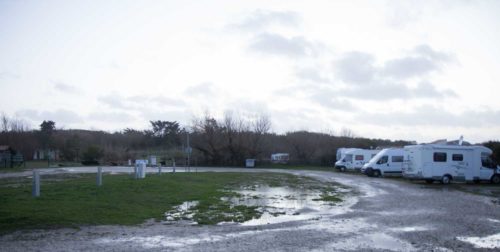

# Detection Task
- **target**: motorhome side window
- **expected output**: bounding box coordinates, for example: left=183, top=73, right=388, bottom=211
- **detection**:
left=355, top=155, right=364, bottom=161
left=391, top=156, right=404, bottom=162
left=433, top=152, right=447, bottom=162
left=452, top=154, right=463, bottom=161
left=377, top=156, right=388, bottom=164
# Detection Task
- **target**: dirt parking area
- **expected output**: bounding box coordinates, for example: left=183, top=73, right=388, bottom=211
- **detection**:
left=1, top=167, right=499, bottom=251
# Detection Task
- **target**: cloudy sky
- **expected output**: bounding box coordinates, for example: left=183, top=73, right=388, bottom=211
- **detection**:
left=1, top=0, right=500, bottom=143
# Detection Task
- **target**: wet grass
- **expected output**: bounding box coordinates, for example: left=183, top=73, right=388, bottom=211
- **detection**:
left=0, top=172, right=345, bottom=234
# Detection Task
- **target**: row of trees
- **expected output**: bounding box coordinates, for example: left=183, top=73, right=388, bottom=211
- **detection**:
left=1, top=112, right=499, bottom=166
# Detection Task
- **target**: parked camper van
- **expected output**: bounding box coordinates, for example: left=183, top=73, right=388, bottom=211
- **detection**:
left=402, top=144, right=500, bottom=184
left=335, top=148, right=379, bottom=171
left=362, top=148, right=405, bottom=177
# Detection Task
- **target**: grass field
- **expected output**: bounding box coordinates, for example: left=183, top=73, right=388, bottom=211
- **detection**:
left=0, top=172, right=344, bottom=234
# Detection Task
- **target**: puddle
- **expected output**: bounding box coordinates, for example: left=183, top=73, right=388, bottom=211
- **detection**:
left=322, top=233, right=417, bottom=251
left=389, top=226, right=432, bottom=232
left=225, top=185, right=346, bottom=226
left=457, top=233, right=500, bottom=249
left=164, top=201, right=199, bottom=222
left=162, top=184, right=351, bottom=226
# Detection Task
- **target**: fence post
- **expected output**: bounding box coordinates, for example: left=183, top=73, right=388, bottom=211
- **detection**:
left=97, top=166, right=102, bottom=186
left=32, top=170, right=40, bottom=197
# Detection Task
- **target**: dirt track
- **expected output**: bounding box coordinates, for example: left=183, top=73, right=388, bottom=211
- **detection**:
left=1, top=167, right=499, bottom=251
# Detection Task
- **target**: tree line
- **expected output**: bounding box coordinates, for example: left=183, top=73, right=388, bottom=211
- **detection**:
left=1, top=112, right=499, bottom=166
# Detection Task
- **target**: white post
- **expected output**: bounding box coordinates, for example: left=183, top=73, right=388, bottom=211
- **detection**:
left=141, top=163, right=146, bottom=178
left=134, top=164, right=138, bottom=179
left=32, top=170, right=40, bottom=197
left=97, top=166, right=102, bottom=186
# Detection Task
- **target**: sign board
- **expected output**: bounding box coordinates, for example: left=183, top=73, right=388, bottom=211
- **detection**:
left=245, top=159, right=255, bottom=168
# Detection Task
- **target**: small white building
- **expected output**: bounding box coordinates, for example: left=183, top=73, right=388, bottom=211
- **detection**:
left=33, top=149, right=60, bottom=161
left=271, top=153, right=289, bottom=164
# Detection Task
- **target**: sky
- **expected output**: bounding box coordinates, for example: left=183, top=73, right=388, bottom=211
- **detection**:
left=1, top=0, right=500, bottom=143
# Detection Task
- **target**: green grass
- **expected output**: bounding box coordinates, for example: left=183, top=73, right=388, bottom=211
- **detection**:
left=0, top=172, right=345, bottom=234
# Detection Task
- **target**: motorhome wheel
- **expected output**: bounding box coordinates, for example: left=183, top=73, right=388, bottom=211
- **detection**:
left=341, top=167, right=346, bottom=172
left=491, top=175, right=500, bottom=184
left=373, top=170, right=381, bottom=177
left=441, top=175, right=451, bottom=184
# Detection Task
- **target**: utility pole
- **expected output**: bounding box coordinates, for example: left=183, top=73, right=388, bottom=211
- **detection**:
left=186, top=130, right=191, bottom=172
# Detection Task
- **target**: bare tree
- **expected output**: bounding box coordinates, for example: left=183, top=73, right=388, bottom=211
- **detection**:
left=339, top=127, right=355, bottom=138
left=1, top=112, right=9, bottom=132
left=248, top=114, right=271, bottom=158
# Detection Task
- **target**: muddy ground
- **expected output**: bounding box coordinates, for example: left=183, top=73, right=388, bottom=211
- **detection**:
left=1, top=167, right=499, bottom=251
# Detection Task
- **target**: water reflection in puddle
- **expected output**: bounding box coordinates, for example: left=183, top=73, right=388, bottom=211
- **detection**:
left=225, top=185, right=346, bottom=226
left=457, top=233, right=500, bottom=249
left=163, top=184, right=351, bottom=226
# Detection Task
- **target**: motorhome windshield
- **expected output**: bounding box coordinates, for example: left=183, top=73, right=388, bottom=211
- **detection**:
left=377, top=156, right=388, bottom=164
left=481, top=153, right=497, bottom=169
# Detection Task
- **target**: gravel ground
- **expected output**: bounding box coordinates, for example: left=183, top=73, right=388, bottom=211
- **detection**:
left=1, top=167, right=499, bottom=251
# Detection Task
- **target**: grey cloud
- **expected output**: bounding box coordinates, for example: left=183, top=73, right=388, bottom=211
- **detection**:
left=184, top=82, right=216, bottom=97
left=413, top=81, right=457, bottom=98
left=53, top=81, right=79, bottom=94
left=232, top=9, right=300, bottom=31
left=309, top=90, right=356, bottom=111
left=88, top=111, right=135, bottom=122
left=334, top=51, right=376, bottom=85
left=382, top=45, right=454, bottom=80
left=414, top=44, right=454, bottom=62
left=139, top=109, right=189, bottom=123
left=128, top=95, right=186, bottom=107
left=357, top=105, right=500, bottom=128
left=248, top=33, right=318, bottom=57
left=382, top=56, right=437, bottom=79
left=337, top=81, right=455, bottom=101
left=329, top=45, right=457, bottom=100
left=227, top=100, right=270, bottom=116
left=0, top=71, right=20, bottom=79
left=98, top=94, right=127, bottom=109
left=296, top=68, right=331, bottom=83
left=16, top=109, right=84, bottom=125
left=98, top=94, right=186, bottom=109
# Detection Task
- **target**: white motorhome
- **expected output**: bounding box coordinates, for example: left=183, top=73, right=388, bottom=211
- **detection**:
left=335, top=148, right=380, bottom=171
left=402, top=144, right=500, bottom=184
left=362, top=148, right=405, bottom=177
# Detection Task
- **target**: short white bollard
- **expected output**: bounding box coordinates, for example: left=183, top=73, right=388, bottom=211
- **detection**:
left=97, top=166, right=102, bottom=186
left=141, top=163, right=146, bottom=178
left=134, top=164, right=138, bottom=179
left=32, top=170, right=40, bottom=197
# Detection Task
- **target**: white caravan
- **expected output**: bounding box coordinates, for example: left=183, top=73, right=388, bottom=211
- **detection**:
left=402, top=144, right=500, bottom=184
left=362, top=148, right=405, bottom=177
left=335, top=148, right=380, bottom=171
